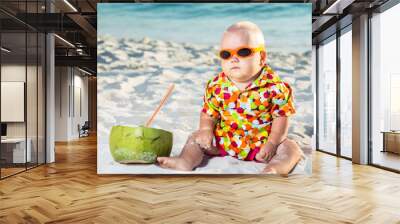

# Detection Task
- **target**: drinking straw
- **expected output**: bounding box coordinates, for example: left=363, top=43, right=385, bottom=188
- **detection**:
left=145, top=84, right=175, bottom=127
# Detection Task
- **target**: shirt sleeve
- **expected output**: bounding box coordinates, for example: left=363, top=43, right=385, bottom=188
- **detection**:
left=201, top=80, right=221, bottom=120
left=269, top=81, right=296, bottom=118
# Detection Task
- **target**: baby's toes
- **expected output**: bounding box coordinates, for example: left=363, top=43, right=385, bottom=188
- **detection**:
left=157, top=157, right=176, bottom=169
left=156, top=157, right=167, bottom=165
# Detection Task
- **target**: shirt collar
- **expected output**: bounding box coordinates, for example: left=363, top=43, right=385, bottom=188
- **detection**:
left=220, top=64, right=280, bottom=91
left=250, top=64, right=281, bottom=89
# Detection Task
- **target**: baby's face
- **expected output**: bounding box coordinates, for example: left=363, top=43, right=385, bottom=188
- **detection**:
left=220, top=30, right=265, bottom=82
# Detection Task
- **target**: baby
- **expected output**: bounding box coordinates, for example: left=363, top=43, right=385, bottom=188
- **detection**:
left=157, top=21, right=303, bottom=175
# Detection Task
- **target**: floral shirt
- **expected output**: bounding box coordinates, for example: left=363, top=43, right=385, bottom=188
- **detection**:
left=201, top=65, right=296, bottom=160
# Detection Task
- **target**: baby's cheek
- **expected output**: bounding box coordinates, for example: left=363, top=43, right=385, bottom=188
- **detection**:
left=241, top=62, right=258, bottom=77
left=222, top=65, right=233, bottom=76
left=220, top=61, right=229, bottom=72
left=243, top=57, right=259, bottom=69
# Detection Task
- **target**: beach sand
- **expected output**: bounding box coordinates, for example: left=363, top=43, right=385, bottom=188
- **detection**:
left=97, top=35, right=313, bottom=174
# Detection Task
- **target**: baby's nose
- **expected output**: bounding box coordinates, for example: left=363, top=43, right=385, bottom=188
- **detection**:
left=230, top=56, right=240, bottom=63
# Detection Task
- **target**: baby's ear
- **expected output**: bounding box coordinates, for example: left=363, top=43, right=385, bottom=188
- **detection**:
left=260, top=51, right=267, bottom=66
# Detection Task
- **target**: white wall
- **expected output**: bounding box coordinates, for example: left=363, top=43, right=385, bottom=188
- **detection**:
left=1, top=82, right=25, bottom=122
left=1, top=65, right=38, bottom=138
left=1, top=63, right=46, bottom=164
left=71, top=72, right=89, bottom=138
left=54, top=67, right=89, bottom=141
left=55, top=66, right=69, bottom=141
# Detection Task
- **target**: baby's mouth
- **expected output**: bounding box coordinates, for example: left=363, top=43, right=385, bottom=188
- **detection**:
left=231, top=66, right=240, bottom=70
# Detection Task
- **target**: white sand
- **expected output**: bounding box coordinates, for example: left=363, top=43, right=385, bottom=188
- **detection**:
left=97, top=35, right=313, bottom=175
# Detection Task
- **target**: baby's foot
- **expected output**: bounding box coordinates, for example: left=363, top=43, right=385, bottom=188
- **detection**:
left=262, top=165, right=289, bottom=177
left=262, top=165, right=278, bottom=174
left=156, top=157, right=193, bottom=171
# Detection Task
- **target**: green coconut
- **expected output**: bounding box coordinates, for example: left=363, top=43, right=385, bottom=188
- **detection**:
left=109, top=125, right=173, bottom=164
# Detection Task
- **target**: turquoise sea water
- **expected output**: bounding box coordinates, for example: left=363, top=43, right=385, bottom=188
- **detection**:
left=98, top=3, right=311, bottom=53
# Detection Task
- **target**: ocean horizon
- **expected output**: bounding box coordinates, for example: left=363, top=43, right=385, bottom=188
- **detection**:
left=98, top=3, right=312, bottom=54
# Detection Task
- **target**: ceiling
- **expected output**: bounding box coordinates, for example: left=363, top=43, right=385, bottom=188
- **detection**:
left=0, top=0, right=394, bottom=75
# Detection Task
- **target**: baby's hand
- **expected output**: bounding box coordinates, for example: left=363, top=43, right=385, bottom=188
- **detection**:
left=194, top=129, right=214, bottom=149
left=255, top=142, right=278, bottom=163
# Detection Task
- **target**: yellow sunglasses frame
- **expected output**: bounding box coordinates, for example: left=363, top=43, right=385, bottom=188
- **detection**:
left=217, top=45, right=265, bottom=60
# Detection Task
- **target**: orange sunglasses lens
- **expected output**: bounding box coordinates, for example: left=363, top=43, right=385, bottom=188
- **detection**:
left=219, top=48, right=253, bottom=60
left=218, top=46, right=264, bottom=60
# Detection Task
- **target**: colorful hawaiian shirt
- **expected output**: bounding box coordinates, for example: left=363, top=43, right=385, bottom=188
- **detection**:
left=201, top=65, right=296, bottom=160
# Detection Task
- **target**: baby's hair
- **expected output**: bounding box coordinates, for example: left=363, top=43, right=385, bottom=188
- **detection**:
left=224, top=21, right=265, bottom=47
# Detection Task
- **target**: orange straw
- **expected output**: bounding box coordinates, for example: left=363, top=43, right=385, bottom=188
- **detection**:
left=145, top=84, right=175, bottom=127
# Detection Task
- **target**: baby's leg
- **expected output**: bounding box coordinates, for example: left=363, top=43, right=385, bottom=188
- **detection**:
left=262, top=138, right=304, bottom=175
left=157, top=132, right=219, bottom=171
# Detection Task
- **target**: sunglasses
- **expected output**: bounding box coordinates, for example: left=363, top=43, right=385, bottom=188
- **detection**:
left=218, top=45, right=265, bottom=60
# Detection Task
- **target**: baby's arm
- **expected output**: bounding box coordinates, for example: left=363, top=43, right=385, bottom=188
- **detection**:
left=255, top=116, right=289, bottom=162
left=199, top=111, right=216, bottom=131
left=194, top=112, right=217, bottom=149
left=266, top=116, right=289, bottom=145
